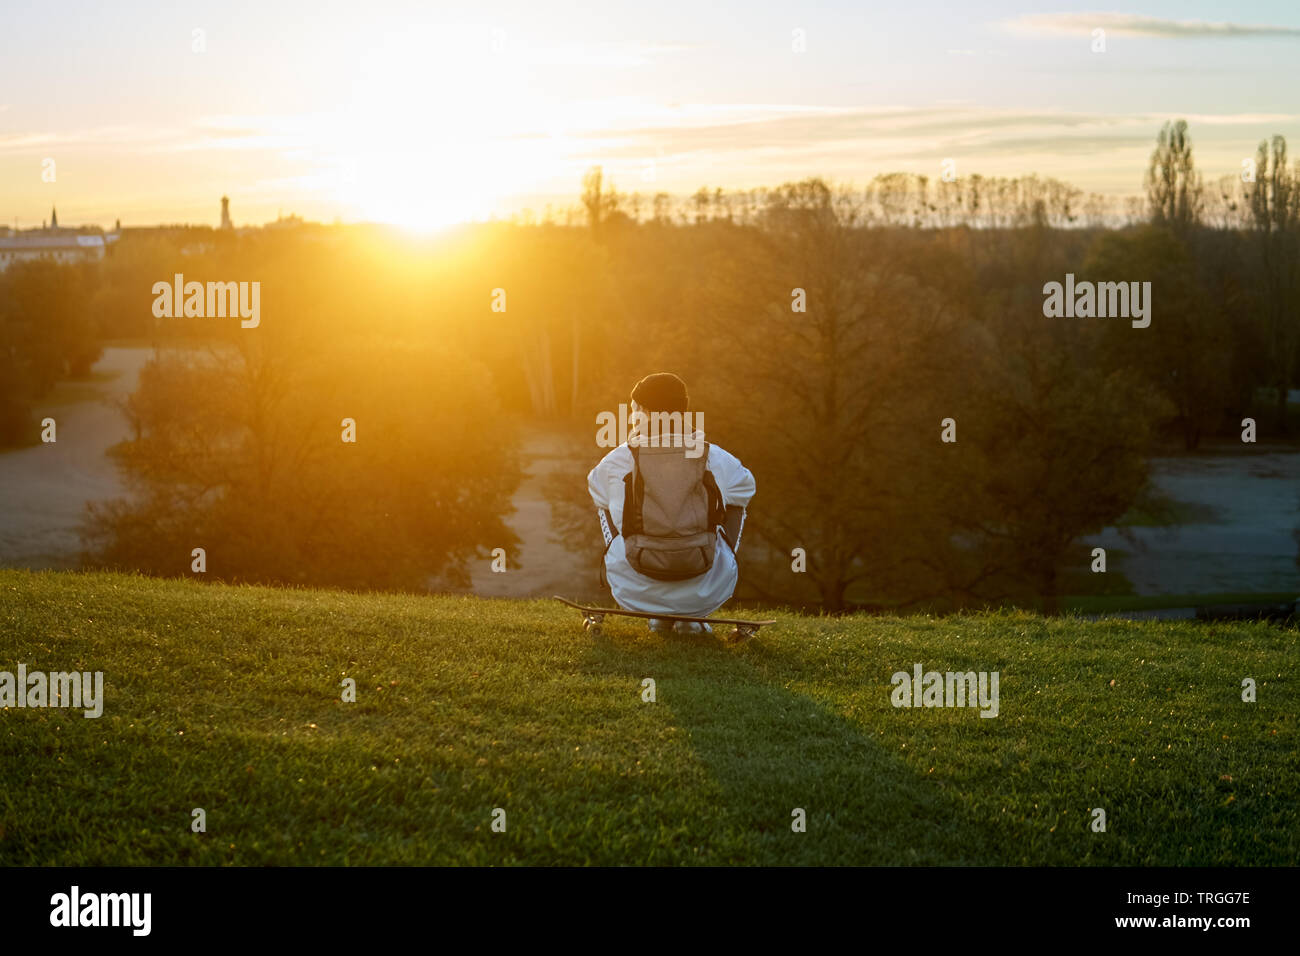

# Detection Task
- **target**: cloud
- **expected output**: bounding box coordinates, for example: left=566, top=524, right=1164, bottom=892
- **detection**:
left=534, top=104, right=1300, bottom=194
left=563, top=105, right=1297, bottom=153
left=1005, top=12, right=1300, bottom=39
left=7, top=104, right=1295, bottom=168
left=0, top=125, right=179, bottom=153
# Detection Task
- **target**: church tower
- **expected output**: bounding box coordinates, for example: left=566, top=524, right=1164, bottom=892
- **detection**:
left=220, top=196, right=232, bottom=230
left=50, top=206, right=58, bottom=229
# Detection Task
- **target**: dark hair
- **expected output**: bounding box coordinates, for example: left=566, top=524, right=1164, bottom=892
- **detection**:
left=631, top=372, right=689, bottom=414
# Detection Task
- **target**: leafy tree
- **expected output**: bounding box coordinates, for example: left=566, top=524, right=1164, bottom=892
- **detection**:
left=84, top=339, right=521, bottom=591
left=0, top=259, right=102, bottom=445
left=1085, top=226, right=1225, bottom=449
left=0, top=259, right=101, bottom=392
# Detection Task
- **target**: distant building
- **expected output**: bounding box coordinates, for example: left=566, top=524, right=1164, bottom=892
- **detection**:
left=264, top=212, right=305, bottom=230
left=0, top=234, right=109, bottom=271
left=2, top=199, right=330, bottom=268
left=0, top=206, right=117, bottom=273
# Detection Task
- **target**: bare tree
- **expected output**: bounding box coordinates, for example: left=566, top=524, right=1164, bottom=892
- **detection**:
left=581, top=166, right=605, bottom=238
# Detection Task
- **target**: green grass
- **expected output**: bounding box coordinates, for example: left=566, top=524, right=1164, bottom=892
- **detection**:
left=0, top=570, right=1294, bottom=866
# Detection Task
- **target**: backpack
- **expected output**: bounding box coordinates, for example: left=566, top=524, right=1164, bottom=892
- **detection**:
left=621, top=441, right=727, bottom=581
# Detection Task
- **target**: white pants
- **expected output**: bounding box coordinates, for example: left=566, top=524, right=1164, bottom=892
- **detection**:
left=604, top=530, right=738, bottom=617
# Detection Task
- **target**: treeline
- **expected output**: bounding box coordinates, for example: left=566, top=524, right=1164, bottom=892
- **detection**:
left=530, top=129, right=1283, bottom=233
left=8, top=120, right=1297, bottom=608
left=567, top=166, right=1134, bottom=231
left=477, top=122, right=1299, bottom=447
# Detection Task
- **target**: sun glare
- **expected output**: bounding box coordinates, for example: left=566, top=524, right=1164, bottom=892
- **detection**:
left=321, top=26, right=553, bottom=230
left=340, top=147, right=498, bottom=231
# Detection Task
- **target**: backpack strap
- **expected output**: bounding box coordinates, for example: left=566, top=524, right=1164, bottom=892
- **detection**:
left=622, top=445, right=642, bottom=537
left=701, top=442, right=727, bottom=529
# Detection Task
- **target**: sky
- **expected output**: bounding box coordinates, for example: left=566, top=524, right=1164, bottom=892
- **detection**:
left=2, top=0, right=1299, bottom=230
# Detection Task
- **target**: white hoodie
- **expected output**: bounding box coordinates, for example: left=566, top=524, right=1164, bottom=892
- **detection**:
left=587, top=431, right=756, bottom=616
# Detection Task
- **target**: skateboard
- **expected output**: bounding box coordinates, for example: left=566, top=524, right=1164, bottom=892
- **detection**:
left=553, top=596, right=775, bottom=644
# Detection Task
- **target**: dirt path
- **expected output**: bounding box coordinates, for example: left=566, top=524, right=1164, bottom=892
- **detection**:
left=0, top=347, right=152, bottom=568
left=1084, top=449, right=1300, bottom=596
left=466, top=429, right=593, bottom=598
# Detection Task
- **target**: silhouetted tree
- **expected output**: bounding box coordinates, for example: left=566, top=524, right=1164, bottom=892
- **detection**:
left=1146, top=120, right=1203, bottom=235
left=1246, top=136, right=1300, bottom=434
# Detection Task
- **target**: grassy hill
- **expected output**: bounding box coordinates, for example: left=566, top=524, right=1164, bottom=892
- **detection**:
left=0, top=569, right=1294, bottom=866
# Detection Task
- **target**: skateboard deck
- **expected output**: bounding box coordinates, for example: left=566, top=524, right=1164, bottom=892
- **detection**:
left=553, top=596, right=775, bottom=644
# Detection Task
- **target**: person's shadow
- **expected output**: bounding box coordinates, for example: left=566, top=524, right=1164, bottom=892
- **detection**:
left=579, top=625, right=1014, bottom=865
